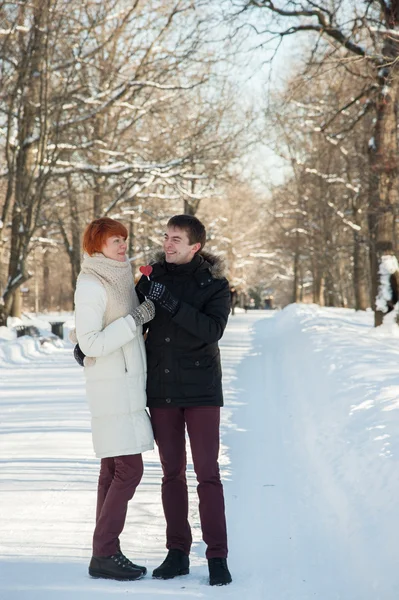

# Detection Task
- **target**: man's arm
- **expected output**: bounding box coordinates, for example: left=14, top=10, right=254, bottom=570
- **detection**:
left=172, top=280, right=231, bottom=344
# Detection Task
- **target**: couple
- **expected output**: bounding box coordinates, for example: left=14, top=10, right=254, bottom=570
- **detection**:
left=74, top=214, right=232, bottom=586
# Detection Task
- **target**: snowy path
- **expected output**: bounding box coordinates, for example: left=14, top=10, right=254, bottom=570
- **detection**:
left=1, top=308, right=398, bottom=599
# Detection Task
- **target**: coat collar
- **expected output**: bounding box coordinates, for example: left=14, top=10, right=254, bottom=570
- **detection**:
left=150, top=250, right=226, bottom=281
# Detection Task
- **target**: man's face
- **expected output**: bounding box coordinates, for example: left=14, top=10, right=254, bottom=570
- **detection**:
left=163, top=226, right=201, bottom=265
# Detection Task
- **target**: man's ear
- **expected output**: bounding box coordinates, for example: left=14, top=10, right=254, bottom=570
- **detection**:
left=193, top=243, right=201, bottom=255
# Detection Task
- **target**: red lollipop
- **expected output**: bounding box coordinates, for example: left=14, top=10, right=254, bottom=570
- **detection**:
left=139, top=265, right=153, bottom=278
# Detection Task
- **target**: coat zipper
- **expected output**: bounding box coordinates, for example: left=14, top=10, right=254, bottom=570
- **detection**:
left=122, top=347, right=128, bottom=373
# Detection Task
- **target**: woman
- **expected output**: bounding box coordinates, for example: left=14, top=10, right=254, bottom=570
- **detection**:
left=74, top=217, right=154, bottom=581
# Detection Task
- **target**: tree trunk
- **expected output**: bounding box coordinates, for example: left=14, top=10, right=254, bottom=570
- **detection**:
left=184, top=176, right=201, bottom=215
left=299, top=264, right=304, bottom=302
left=0, top=177, right=14, bottom=291
left=368, top=31, right=399, bottom=326
left=58, top=176, right=82, bottom=293
left=93, top=114, right=105, bottom=217
left=313, top=273, right=323, bottom=304
left=93, top=178, right=104, bottom=218
left=11, top=288, right=22, bottom=318
left=324, top=270, right=336, bottom=307
left=312, top=252, right=324, bottom=304
left=128, top=214, right=136, bottom=275
left=184, top=199, right=196, bottom=215
left=0, top=240, right=4, bottom=295
left=337, top=258, right=348, bottom=308
left=353, top=229, right=369, bottom=310
left=70, top=232, right=81, bottom=292
left=0, top=302, right=6, bottom=327
left=2, top=0, right=47, bottom=321
left=292, top=247, right=300, bottom=303
left=42, top=248, right=50, bottom=310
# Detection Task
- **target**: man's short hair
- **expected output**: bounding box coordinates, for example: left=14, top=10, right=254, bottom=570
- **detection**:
left=167, top=215, right=206, bottom=251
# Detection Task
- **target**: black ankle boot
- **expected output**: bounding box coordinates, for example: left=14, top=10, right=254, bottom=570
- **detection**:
left=152, top=549, right=190, bottom=579
left=115, top=541, right=147, bottom=575
left=208, top=557, right=232, bottom=586
left=89, top=552, right=145, bottom=580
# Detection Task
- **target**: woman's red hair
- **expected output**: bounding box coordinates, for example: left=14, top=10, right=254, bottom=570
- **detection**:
left=83, top=217, right=128, bottom=256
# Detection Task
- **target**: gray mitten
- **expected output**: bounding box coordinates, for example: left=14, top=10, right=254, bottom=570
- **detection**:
left=131, top=299, right=155, bottom=326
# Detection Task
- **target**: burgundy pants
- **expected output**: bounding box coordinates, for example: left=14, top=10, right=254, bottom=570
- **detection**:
left=150, top=406, right=228, bottom=559
left=93, top=454, right=143, bottom=557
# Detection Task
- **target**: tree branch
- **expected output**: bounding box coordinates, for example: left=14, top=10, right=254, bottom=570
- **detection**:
left=246, top=0, right=372, bottom=61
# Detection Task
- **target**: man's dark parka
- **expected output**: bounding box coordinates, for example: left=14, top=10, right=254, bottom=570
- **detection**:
left=137, top=251, right=231, bottom=408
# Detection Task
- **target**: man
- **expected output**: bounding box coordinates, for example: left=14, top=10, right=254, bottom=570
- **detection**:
left=137, top=214, right=232, bottom=586
left=230, top=286, right=238, bottom=315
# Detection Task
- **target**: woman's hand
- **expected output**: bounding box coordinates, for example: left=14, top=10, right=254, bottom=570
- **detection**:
left=131, top=299, right=155, bottom=326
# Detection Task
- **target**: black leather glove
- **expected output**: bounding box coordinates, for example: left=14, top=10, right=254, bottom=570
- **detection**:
left=74, top=343, right=85, bottom=367
left=137, top=278, right=180, bottom=316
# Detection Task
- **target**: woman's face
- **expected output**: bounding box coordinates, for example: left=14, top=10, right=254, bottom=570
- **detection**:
left=101, top=235, right=127, bottom=262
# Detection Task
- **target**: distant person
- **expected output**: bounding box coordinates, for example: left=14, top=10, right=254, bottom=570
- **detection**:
left=243, top=294, right=250, bottom=313
left=230, top=286, right=238, bottom=315
left=264, top=296, right=273, bottom=310
left=137, top=214, right=233, bottom=586
left=74, top=217, right=155, bottom=581
left=387, top=274, right=399, bottom=312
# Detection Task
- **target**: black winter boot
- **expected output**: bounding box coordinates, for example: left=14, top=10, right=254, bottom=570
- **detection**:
left=208, top=557, right=232, bottom=586
left=152, top=549, right=190, bottom=579
left=89, top=552, right=145, bottom=581
left=115, top=541, right=147, bottom=575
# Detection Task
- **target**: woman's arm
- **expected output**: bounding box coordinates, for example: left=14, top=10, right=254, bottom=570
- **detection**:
left=74, top=278, right=137, bottom=357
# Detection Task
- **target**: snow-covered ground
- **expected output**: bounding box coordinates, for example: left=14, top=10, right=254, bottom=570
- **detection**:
left=0, top=305, right=398, bottom=599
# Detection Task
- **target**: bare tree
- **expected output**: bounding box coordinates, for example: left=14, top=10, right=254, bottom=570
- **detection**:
left=220, top=0, right=399, bottom=323
left=0, top=0, right=246, bottom=323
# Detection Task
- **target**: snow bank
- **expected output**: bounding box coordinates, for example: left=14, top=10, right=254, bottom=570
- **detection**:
left=376, top=254, right=399, bottom=313
left=0, top=326, right=16, bottom=341
left=0, top=335, right=64, bottom=366
left=1, top=306, right=398, bottom=598
left=259, top=304, right=399, bottom=598
left=0, top=317, right=67, bottom=366
left=1, top=312, right=75, bottom=366
left=8, top=314, right=51, bottom=331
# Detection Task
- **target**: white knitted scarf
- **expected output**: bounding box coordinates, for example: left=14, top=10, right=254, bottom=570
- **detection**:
left=79, top=253, right=139, bottom=327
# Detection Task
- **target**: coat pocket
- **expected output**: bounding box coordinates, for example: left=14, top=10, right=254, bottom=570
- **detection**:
left=179, top=355, right=215, bottom=386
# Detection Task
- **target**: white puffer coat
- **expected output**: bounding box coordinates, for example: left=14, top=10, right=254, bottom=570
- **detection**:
left=74, top=256, right=154, bottom=459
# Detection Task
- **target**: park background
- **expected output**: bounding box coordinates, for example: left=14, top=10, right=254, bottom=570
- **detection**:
left=2, top=3, right=399, bottom=599
left=3, top=1, right=399, bottom=326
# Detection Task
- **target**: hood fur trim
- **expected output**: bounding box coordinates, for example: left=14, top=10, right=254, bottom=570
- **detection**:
left=151, top=250, right=226, bottom=280
left=200, top=250, right=227, bottom=279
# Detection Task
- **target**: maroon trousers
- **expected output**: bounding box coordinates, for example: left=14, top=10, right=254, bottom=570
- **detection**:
left=93, top=454, right=143, bottom=557
left=150, top=406, right=228, bottom=559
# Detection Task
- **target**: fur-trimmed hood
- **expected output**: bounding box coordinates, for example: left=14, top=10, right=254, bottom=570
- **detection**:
left=150, top=250, right=227, bottom=280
